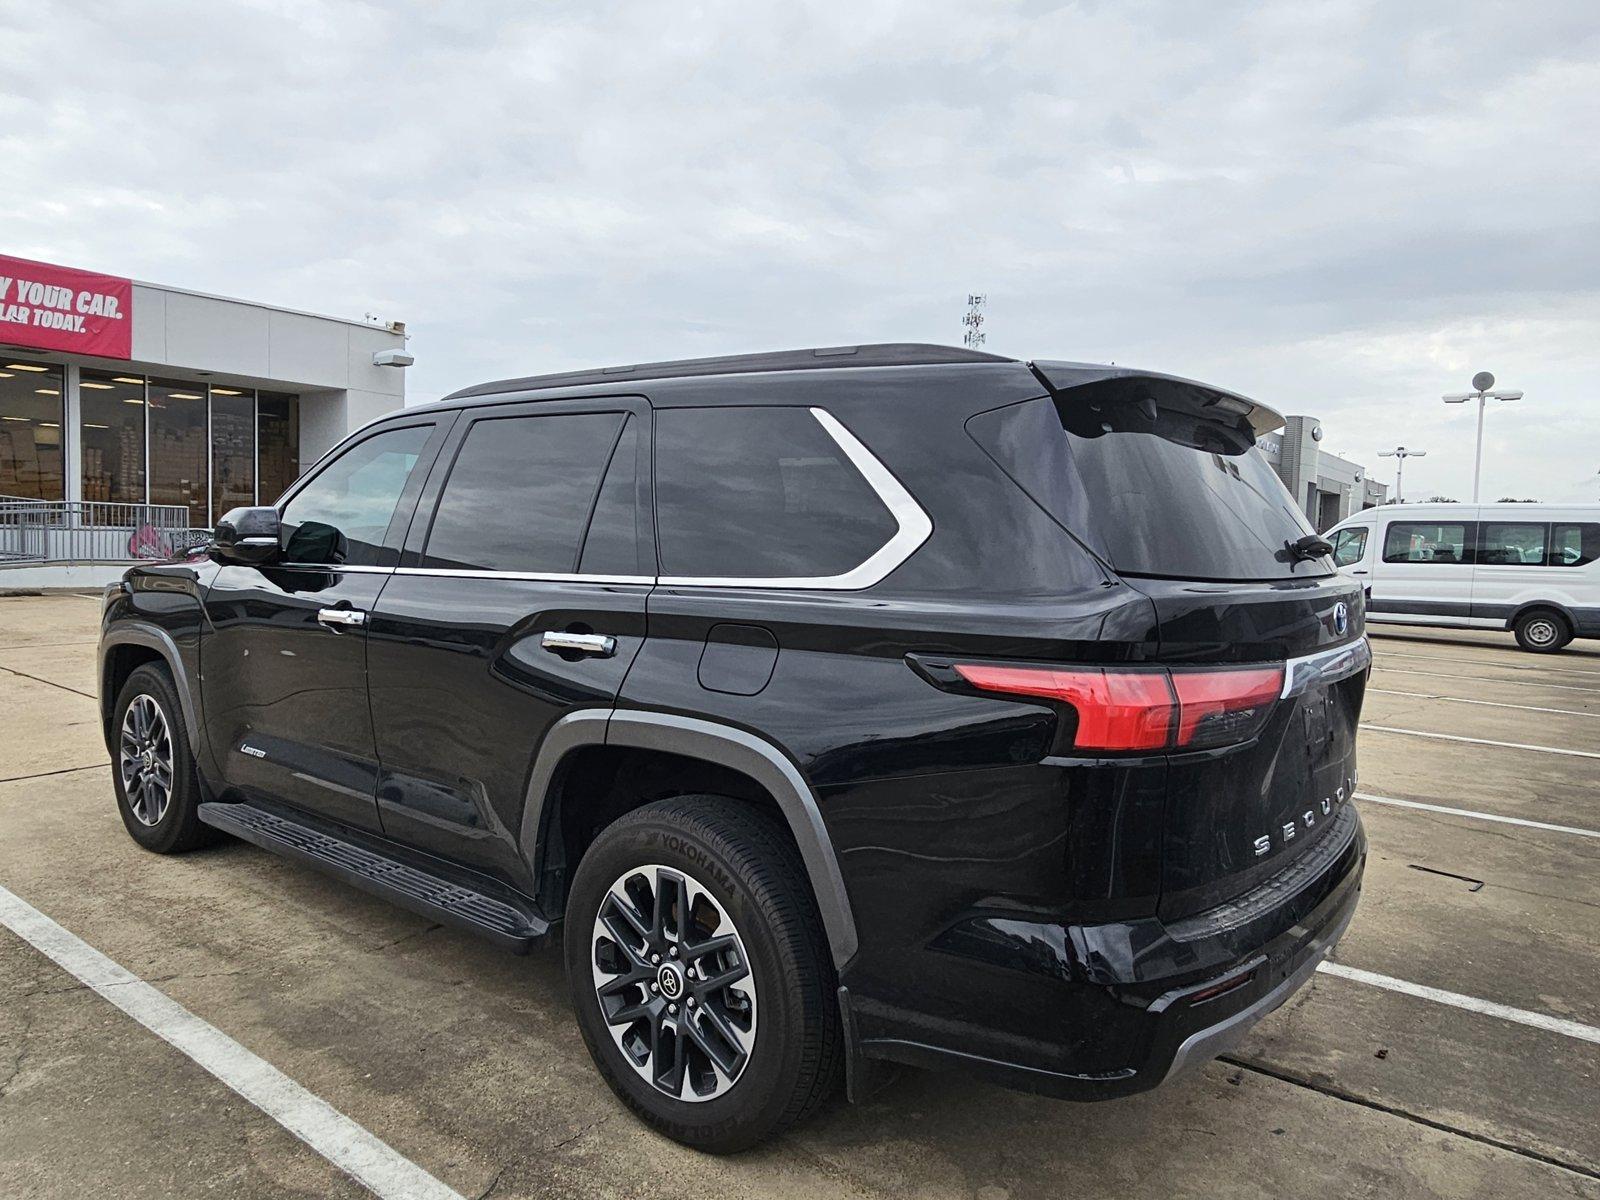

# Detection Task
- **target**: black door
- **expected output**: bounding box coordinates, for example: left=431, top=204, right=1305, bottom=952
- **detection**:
left=202, top=418, right=450, bottom=831
left=365, top=396, right=654, bottom=887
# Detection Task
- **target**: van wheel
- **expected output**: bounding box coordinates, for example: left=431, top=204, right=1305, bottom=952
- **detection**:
left=1513, top=609, right=1570, bottom=653
left=564, top=795, right=843, bottom=1152
left=112, top=664, right=217, bottom=853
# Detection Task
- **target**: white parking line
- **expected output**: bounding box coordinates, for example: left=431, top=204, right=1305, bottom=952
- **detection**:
left=1371, top=665, right=1600, bottom=695
left=1360, top=724, right=1600, bottom=760
left=1375, top=648, right=1600, bottom=679
left=1355, top=791, right=1600, bottom=840
left=1367, top=688, right=1600, bottom=719
left=1316, top=961, right=1600, bottom=1046
left=0, top=883, right=464, bottom=1200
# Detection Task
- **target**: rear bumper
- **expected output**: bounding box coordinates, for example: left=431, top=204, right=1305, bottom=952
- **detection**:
left=1160, top=874, right=1357, bottom=1083
left=851, top=809, right=1365, bottom=1101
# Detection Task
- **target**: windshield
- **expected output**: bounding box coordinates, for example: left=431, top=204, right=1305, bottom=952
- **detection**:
left=969, top=390, right=1329, bottom=582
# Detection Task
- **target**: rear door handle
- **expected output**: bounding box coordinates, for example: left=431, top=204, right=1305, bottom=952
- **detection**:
left=317, top=607, right=368, bottom=630
left=541, top=630, right=616, bottom=657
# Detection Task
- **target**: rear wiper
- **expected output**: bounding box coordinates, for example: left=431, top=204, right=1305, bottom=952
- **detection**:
left=1286, top=534, right=1334, bottom=562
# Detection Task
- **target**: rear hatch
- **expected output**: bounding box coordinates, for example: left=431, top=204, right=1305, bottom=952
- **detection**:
left=968, top=362, right=1367, bottom=920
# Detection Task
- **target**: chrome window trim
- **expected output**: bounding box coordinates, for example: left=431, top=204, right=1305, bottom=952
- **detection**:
left=393, top=566, right=654, bottom=585
left=1281, top=636, right=1371, bottom=699
left=280, top=407, right=931, bottom=591
left=654, top=405, right=932, bottom=591
left=278, top=563, right=394, bottom=574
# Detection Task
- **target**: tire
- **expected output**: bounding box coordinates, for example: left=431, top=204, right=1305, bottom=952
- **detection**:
left=564, top=795, right=843, bottom=1152
left=1513, top=608, right=1571, bottom=653
left=111, top=663, right=216, bottom=853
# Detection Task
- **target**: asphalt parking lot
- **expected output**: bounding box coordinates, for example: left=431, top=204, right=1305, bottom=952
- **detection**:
left=1, top=594, right=1597, bottom=1199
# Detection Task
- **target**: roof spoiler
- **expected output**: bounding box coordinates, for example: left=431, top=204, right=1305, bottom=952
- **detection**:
left=1029, top=360, right=1286, bottom=438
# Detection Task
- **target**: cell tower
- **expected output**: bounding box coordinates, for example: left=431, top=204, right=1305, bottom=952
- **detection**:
left=962, top=294, right=987, bottom=349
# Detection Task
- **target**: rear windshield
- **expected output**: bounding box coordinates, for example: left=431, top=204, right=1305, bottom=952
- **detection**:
left=968, top=388, right=1328, bottom=581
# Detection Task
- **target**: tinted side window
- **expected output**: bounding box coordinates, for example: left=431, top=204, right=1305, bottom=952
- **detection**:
left=423, top=412, right=623, bottom=573
left=280, top=424, right=433, bottom=565
left=1551, top=523, right=1600, bottom=567
left=578, top=416, right=644, bottom=576
left=655, top=406, right=897, bottom=579
left=1481, top=522, right=1546, bottom=565
left=1331, top=527, right=1368, bottom=567
left=1383, top=522, right=1468, bottom=564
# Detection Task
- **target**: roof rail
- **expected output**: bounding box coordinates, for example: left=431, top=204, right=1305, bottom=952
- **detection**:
left=444, top=343, right=1015, bottom=399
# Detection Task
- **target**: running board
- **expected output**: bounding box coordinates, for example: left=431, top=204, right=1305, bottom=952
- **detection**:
left=198, top=802, right=551, bottom=953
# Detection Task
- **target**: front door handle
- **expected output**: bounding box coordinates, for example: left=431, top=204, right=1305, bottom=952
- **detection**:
left=541, top=630, right=616, bottom=657
left=317, top=607, right=368, bottom=630
left=1350, top=569, right=1369, bottom=575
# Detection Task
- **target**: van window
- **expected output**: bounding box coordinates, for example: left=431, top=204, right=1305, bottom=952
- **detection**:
left=1331, top=527, right=1368, bottom=567
left=1383, top=522, right=1468, bottom=564
left=423, top=412, right=623, bottom=573
left=654, top=406, right=898, bottom=579
left=1481, top=522, right=1546, bottom=566
left=1551, top=523, right=1600, bottom=568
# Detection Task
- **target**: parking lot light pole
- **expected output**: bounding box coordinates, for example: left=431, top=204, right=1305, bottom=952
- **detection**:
left=1443, top=371, right=1523, bottom=503
left=1377, top=446, right=1425, bottom=504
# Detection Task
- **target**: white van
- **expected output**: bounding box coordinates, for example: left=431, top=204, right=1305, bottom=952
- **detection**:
left=1325, top=503, right=1600, bottom=653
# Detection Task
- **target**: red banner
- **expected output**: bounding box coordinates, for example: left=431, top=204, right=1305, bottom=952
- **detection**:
left=0, top=253, right=133, bottom=360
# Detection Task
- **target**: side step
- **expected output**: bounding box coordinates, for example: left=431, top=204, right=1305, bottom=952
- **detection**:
left=198, top=802, right=551, bottom=953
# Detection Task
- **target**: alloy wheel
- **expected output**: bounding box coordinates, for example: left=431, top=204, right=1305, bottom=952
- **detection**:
left=590, top=863, right=758, bottom=1102
left=119, top=693, right=174, bottom=826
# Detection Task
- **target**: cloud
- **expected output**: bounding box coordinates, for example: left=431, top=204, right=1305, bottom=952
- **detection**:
left=1, top=0, right=1595, bottom=501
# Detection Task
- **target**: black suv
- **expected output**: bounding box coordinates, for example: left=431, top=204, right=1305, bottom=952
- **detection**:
left=99, top=344, right=1368, bottom=1151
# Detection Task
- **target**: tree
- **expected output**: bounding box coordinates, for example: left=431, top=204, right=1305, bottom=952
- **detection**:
left=1426, top=495, right=1458, bottom=503
left=1496, top=497, right=1540, bottom=503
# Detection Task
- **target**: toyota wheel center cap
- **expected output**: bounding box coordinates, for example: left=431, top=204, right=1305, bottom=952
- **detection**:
left=657, top=962, right=685, bottom=1000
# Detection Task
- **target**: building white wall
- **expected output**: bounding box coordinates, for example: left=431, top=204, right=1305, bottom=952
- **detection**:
left=129, top=283, right=407, bottom=399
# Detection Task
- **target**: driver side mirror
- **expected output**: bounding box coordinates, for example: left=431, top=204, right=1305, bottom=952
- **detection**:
left=212, top=506, right=281, bottom=565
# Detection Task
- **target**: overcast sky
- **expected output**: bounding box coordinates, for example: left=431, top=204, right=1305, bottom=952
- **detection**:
left=3, top=0, right=1596, bottom=501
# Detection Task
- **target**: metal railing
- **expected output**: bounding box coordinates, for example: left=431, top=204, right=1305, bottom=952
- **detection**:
left=0, top=496, right=205, bottom=566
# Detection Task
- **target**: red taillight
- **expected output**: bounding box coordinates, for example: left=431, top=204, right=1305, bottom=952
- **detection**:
left=954, top=665, right=1174, bottom=750
left=1170, top=667, right=1284, bottom=749
left=953, top=662, right=1284, bottom=753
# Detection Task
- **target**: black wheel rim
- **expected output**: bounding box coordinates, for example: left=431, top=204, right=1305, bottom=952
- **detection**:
left=590, top=863, right=758, bottom=1102
left=119, top=693, right=174, bottom=826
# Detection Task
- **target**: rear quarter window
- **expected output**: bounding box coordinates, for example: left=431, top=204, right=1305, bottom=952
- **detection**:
left=653, top=405, right=900, bottom=580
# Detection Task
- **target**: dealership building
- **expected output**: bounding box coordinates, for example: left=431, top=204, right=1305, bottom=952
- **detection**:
left=0, top=253, right=409, bottom=585
left=1259, top=415, right=1388, bottom=531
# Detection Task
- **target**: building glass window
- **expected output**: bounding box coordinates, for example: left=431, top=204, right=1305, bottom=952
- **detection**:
left=1383, top=522, right=1469, bottom=564
left=210, top=386, right=255, bottom=524
left=148, top=378, right=209, bottom=527
left=0, top=360, right=65, bottom=500
left=79, top=370, right=147, bottom=505
left=1480, top=522, right=1546, bottom=566
left=258, top=392, right=300, bottom=504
